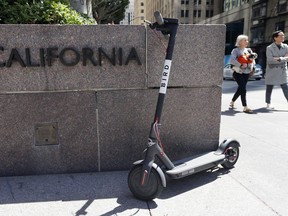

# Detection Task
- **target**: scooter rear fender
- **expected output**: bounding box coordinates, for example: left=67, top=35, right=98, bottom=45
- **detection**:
left=215, top=138, right=240, bottom=155
left=133, top=160, right=166, bottom=187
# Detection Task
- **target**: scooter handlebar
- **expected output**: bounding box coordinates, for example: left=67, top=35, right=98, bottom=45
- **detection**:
left=154, top=11, right=164, bottom=25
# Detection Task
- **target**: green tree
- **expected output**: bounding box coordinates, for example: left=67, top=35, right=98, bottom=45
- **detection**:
left=92, top=0, right=129, bottom=24
left=0, top=0, right=95, bottom=24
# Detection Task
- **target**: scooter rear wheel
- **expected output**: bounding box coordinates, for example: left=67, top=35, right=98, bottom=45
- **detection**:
left=128, top=165, right=163, bottom=200
left=221, top=142, right=239, bottom=169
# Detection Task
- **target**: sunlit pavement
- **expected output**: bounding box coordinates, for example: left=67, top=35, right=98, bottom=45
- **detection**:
left=0, top=79, right=287, bottom=216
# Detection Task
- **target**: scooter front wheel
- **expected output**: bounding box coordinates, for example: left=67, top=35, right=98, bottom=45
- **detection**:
left=128, top=165, right=163, bottom=200
left=221, top=142, right=240, bottom=169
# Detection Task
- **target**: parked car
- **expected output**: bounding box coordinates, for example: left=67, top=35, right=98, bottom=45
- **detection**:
left=253, top=64, right=264, bottom=80
left=223, top=64, right=263, bottom=80
left=223, top=64, right=234, bottom=80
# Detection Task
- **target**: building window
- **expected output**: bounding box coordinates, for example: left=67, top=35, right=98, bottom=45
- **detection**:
left=194, top=0, right=201, bottom=5
left=252, top=3, right=266, bottom=19
left=141, top=2, right=144, bottom=6
left=251, top=27, right=264, bottom=44
left=278, top=0, right=288, bottom=14
left=206, top=10, right=213, bottom=17
left=224, top=0, right=230, bottom=11
left=206, top=0, right=214, bottom=5
left=225, top=0, right=247, bottom=11
left=275, top=21, right=285, bottom=31
left=193, top=10, right=201, bottom=17
left=181, top=0, right=189, bottom=4
left=181, top=10, right=189, bottom=17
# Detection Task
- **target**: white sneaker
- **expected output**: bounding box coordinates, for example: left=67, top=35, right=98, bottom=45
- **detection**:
left=229, top=101, right=235, bottom=109
left=243, top=107, right=253, bottom=113
left=266, top=103, right=275, bottom=109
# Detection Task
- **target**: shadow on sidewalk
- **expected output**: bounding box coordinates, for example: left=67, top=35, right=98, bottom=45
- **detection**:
left=0, top=171, right=155, bottom=215
left=0, top=167, right=234, bottom=214
left=159, top=167, right=231, bottom=199
left=221, top=107, right=288, bottom=116
left=252, top=107, right=288, bottom=113
left=221, top=108, right=243, bottom=116
left=75, top=196, right=158, bottom=216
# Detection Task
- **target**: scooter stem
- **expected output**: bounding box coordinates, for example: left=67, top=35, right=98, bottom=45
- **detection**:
left=141, top=18, right=179, bottom=186
left=152, top=18, right=179, bottom=134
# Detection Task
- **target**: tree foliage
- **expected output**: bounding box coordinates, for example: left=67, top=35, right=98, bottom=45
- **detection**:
left=0, top=0, right=95, bottom=24
left=92, top=0, right=129, bottom=24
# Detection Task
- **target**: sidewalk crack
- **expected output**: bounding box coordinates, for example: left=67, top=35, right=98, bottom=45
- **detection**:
left=6, top=178, right=16, bottom=201
left=229, top=174, right=282, bottom=216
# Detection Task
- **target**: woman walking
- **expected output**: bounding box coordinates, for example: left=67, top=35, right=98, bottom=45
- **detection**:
left=229, top=35, right=257, bottom=113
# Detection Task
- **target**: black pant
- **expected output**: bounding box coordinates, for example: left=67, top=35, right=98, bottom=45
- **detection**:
left=232, top=72, right=250, bottom=107
left=266, top=84, right=288, bottom=104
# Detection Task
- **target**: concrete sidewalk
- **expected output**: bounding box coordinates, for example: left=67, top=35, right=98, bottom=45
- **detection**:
left=1, top=80, right=288, bottom=216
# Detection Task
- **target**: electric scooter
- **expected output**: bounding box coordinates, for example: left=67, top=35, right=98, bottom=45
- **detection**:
left=128, top=11, right=240, bottom=201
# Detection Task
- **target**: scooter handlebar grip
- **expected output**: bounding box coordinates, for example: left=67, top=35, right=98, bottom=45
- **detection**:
left=154, top=11, right=164, bottom=25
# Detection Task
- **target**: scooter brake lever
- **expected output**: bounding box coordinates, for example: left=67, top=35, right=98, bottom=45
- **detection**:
left=144, top=20, right=156, bottom=29
left=144, top=19, right=152, bottom=25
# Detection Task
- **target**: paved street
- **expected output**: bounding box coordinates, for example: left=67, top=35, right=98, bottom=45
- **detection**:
left=1, top=79, right=288, bottom=216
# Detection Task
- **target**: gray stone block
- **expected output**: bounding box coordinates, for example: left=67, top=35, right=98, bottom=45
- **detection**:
left=97, top=87, right=221, bottom=171
left=0, top=92, right=98, bottom=176
left=0, top=24, right=225, bottom=176
left=147, top=25, right=226, bottom=88
left=0, top=87, right=221, bottom=175
left=0, top=25, right=146, bottom=91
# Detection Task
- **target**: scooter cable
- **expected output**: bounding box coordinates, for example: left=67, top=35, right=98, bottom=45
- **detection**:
left=152, top=28, right=168, bottom=53
left=153, top=119, right=165, bottom=156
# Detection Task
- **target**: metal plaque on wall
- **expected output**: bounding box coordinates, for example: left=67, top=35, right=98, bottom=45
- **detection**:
left=34, top=122, right=59, bottom=146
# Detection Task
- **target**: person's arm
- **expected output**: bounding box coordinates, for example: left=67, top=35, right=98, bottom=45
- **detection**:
left=266, top=45, right=288, bottom=64
left=230, top=48, right=241, bottom=67
left=278, top=45, right=288, bottom=62
left=277, top=55, right=288, bottom=62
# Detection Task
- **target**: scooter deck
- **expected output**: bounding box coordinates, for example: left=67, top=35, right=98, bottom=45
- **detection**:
left=165, top=152, right=225, bottom=179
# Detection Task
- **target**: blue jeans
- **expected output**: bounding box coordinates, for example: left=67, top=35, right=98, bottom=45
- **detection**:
left=232, top=72, right=250, bottom=107
left=265, top=83, right=288, bottom=104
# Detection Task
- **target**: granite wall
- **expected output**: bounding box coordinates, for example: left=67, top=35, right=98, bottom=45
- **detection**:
left=0, top=24, right=225, bottom=176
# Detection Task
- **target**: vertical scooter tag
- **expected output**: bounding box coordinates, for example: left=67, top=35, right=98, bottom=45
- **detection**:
left=159, top=60, right=172, bottom=94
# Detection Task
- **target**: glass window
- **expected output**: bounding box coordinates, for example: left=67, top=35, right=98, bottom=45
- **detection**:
left=206, top=0, right=214, bottom=5
left=252, top=3, right=266, bottom=18
left=278, top=0, right=288, bottom=14
left=275, top=21, right=285, bottom=31
left=182, top=10, right=189, bottom=17
left=193, top=10, right=201, bottom=17
left=251, top=27, right=264, bottom=44
left=224, top=0, right=230, bottom=11
left=206, top=10, right=214, bottom=17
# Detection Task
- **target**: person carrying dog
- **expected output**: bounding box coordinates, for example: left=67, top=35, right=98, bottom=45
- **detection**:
left=229, top=34, right=257, bottom=113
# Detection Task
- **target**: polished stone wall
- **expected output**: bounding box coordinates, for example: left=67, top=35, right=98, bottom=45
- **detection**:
left=0, top=24, right=225, bottom=176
